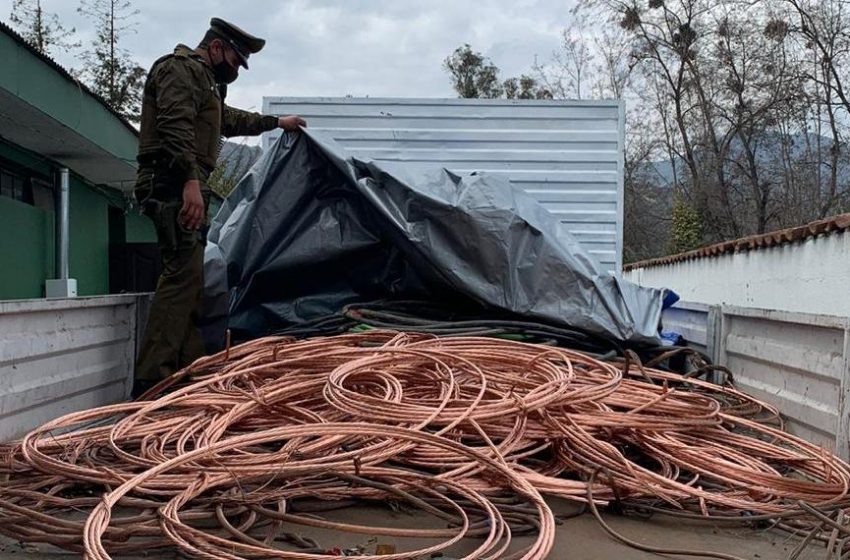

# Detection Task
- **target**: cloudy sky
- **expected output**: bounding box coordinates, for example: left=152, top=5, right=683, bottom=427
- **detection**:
left=2, top=0, right=574, bottom=114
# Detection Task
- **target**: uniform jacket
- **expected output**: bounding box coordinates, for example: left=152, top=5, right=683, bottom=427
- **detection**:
left=136, top=44, right=277, bottom=185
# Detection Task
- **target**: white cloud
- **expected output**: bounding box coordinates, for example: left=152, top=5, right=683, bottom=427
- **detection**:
left=3, top=0, right=574, bottom=119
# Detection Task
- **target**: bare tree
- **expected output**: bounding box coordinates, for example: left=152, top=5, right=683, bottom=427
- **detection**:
left=623, top=102, right=675, bottom=261
left=577, top=0, right=848, bottom=247
left=783, top=0, right=850, bottom=116
left=779, top=0, right=850, bottom=218
left=9, top=0, right=80, bottom=56
left=590, top=27, right=633, bottom=99
left=534, top=19, right=594, bottom=99
left=443, top=0, right=850, bottom=260
left=77, top=0, right=145, bottom=123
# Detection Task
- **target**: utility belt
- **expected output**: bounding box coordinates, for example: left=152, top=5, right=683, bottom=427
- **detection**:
left=136, top=151, right=214, bottom=190
left=136, top=151, right=164, bottom=167
left=137, top=150, right=214, bottom=169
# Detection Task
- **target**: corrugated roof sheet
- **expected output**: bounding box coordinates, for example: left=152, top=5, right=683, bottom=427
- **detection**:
left=0, top=20, right=138, bottom=136
left=624, top=213, right=850, bottom=271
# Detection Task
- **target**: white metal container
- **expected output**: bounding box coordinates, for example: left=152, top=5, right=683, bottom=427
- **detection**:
left=263, top=97, right=625, bottom=272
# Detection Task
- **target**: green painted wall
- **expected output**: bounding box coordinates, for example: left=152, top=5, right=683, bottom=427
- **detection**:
left=0, top=180, right=152, bottom=299
left=0, top=138, right=54, bottom=300
left=0, top=196, right=53, bottom=299
left=69, top=180, right=109, bottom=296
left=125, top=211, right=156, bottom=243
left=0, top=27, right=145, bottom=300
left=0, top=183, right=120, bottom=299
left=0, top=135, right=156, bottom=297
left=0, top=143, right=115, bottom=298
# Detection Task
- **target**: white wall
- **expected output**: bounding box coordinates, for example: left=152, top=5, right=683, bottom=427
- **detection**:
left=0, top=295, right=143, bottom=442
left=715, top=306, right=849, bottom=459
left=625, top=232, right=850, bottom=317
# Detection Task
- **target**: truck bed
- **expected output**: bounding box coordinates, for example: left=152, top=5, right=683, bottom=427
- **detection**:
left=0, top=498, right=822, bottom=559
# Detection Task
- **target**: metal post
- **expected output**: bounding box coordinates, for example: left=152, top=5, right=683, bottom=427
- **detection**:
left=58, top=168, right=70, bottom=280
left=45, top=168, right=77, bottom=298
left=838, top=326, right=850, bottom=461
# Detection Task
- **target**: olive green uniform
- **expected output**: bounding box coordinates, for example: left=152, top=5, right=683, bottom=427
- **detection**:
left=134, top=44, right=278, bottom=382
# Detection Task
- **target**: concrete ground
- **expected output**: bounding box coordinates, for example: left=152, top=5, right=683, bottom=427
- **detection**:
left=0, top=498, right=824, bottom=559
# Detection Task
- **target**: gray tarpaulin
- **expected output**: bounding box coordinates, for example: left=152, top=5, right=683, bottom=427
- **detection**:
left=204, top=130, right=665, bottom=345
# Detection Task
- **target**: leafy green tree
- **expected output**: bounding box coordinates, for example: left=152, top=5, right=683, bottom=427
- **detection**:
left=670, top=197, right=703, bottom=253
left=445, top=44, right=552, bottom=99
left=444, top=43, right=504, bottom=98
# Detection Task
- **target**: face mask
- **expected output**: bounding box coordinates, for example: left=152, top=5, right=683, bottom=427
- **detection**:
left=211, top=45, right=239, bottom=84
left=213, top=58, right=239, bottom=84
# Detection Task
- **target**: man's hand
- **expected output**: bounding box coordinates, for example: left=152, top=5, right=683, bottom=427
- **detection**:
left=179, top=179, right=205, bottom=230
left=278, top=115, right=306, bottom=132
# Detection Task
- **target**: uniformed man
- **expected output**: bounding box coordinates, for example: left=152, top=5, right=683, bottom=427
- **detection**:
left=132, top=18, right=305, bottom=397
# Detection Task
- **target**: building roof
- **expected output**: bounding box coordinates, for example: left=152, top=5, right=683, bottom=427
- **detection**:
left=0, top=21, right=139, bottom=189
left=624, top=213, right=850, bottom=271
left=0, top=20, right=138, bottom=137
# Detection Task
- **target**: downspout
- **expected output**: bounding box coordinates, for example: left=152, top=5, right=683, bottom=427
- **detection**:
left=57, top=167, right=69, bottom=280
left=45, top=168, right=77, bottom=298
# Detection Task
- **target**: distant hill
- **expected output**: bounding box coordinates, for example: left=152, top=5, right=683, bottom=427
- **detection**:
left=218, top=141, right=263, bottom=176
left=636, top=132, right=848, bottom=189
left=208, top=142, right=264, bottom=199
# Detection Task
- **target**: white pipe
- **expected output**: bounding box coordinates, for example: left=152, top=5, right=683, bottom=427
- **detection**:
left=57, top=168, right=69, bottom=280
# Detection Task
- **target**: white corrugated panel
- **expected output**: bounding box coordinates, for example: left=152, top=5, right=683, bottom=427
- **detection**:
left=717, top=306, right=850, bottom=460
left=657, top=302, right=850, bottom=460
left=263, top=97, right=625, bottom=272
left=0, top=295, right=141, bottom=442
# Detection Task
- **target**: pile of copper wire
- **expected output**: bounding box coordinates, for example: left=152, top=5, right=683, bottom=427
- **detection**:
left=1, top=331, right=849, bottom=559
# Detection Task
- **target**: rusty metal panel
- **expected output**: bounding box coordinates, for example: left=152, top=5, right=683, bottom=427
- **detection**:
left=262, top=97, right=624, bottom=272
left=0, top=295, right=140, bottom=441
left=717, top=306, right=850, bottom=459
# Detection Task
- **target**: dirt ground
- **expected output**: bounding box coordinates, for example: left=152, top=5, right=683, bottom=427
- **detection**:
left=0, top=498, right=825, bottom=559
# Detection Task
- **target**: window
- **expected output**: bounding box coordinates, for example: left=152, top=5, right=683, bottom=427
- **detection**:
left=0, top=171, right=15, bottom=199
left=31, top=178, right=54, bottom=212
left=0, top=160, right=43, bottom=207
